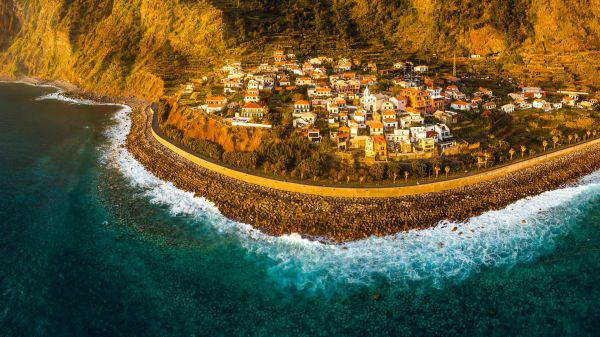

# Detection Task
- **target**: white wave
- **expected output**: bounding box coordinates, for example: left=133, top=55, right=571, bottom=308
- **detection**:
left=97, top=103, right=600, bottom=291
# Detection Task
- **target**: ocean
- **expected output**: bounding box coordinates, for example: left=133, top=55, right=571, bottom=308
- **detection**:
left=1, top=81, right=599, bottom=336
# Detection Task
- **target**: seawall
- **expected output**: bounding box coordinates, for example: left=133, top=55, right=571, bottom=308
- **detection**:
left=128, top=106, right=600, bottom=242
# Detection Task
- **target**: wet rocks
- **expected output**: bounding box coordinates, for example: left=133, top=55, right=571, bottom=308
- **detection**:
left=126, top=106, right=600, bottom=243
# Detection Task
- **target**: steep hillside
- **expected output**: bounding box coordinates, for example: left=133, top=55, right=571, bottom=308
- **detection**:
left=0, top=0, right=228, bottom=99
left=1, top=0, right=599, bottom=99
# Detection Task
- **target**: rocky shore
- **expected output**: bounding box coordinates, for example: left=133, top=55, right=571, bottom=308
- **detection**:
left=127, top=105, right=600, bottom=243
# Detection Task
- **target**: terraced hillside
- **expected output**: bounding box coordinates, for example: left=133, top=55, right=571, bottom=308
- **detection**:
left=0, top=0, right=599, bottom=98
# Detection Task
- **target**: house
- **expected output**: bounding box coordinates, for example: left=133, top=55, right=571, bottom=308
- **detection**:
left=386, top=128, right=411, bottom=144
left=532, top=99, right=546, bottom=109
left=482, top=102, right=497, bottom=110
left=244, top=94, right=260, bottom=103
left=383, top=118, right=398, bottom=129
left=365, top=135, right=387, bottom=160
left=414, top=65, right=429, bottom=73
left=389, top=96, right=408, bottom=111
left=562, top=96, right=577, bottom=106
left=240, top=102, right=267, bottom=119
left=409, top=126, right=427, bottom=141
left=431, top=124, right=456, bottom=150
left=522, top=87, right=545, bottom=98
left=206, top=96, right=228, bottom=106
left=337, top=126, right=351, bottom=150
left=434, top=110, right=458, bottom=125
left=417, top=138, right=436, bottom=153
left=296, top=77, right=313, bottom=86
left=353, top=110, right=366, bottom=123
left=451, top=101, right=471, bottom=111
left=479, top=87, right=493, bottom=97
left=403, top=87, right=431, bottom=113
left=294, top=100, right=311, bottom=113
left=293, top=112, right=317, bottom=128
left=327, top=102, right=340, bottom=115
left=382, top=110, right=397, bottom=121
left=501, top=104, right=515, bottom=113
left=348, top=120, right=359, bottom=138
left=304, top=128, right=321, bottom=143
left=368, top=121, right=384, bottom=135
left=278, top=76, right=291, bottom=87
left=314, top=87, right=332, bottom=97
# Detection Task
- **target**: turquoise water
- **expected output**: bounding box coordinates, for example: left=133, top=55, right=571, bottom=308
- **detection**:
left=1, top=82, right=599, bottom=336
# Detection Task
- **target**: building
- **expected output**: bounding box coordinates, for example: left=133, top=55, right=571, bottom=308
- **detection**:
left=368, top=121, right=384, bottom=136
left=501, top=104, right=515, bottom=113
left=304, top=129, right=321, bottom=143
left=294, top=100, right=311, bottom=113
left=240, top=102, right=267, bottom=119
left=479, top=87, right=493, bottom=97
left=414, top=65, right=429, bottom=73
left=403, top=87, right=431, bottom=113
left=522, top=87, right=545, bottom=98
left=365, top=135, right=387, bottom=160
left=244, top=94, right=260, bottom=103
left=434, top=110, right=458, bottom=125
left=450, top=101, right=471, bottom=111
left=482, top=102, right=497, bottom=110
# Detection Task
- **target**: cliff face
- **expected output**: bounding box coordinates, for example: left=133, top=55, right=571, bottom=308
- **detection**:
left=0, top=0, right=227, bottom=99
left=1, top=0, right=599, bottom=99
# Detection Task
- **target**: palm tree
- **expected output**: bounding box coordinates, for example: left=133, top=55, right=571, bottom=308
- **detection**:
left=484, top=152, right=491, bottom=168
left=434, top=166, right=441, bottom=179
left=393, top=173, right=398, bottom=184
left=445, top=166, right=450, bottom=178
left=568, top=134, right=573, bottom=144
left=542, top=140, right=548, bottom=152
left=520, top=145, right=527, bottom=158
left=404, top=171, right=409, bottom=183
left=509, top=148, right=516, bottom=161
left=574, top=133, right=580, bottom=143
left=552, top=136, right=559, bottom=149
left=587, top=130, right=591, bottom=140
left=594, top=130, right=598, bottom=138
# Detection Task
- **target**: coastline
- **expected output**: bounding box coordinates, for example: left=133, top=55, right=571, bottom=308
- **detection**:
left=3, top=76, right=600, bottom=243
left=127, top=104, right=600, bottom=242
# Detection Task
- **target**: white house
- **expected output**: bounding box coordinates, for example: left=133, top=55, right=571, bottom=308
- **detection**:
left=414, top=65, right=429, bottom=73
left=451, top=101, right=471, bottom=111
left=294, top=100, right=311, bottom=113
left=501, top=104, right=515, bottom=113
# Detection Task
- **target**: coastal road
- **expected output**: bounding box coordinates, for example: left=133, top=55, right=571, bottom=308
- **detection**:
left=150, top=108, right=600, bottom=198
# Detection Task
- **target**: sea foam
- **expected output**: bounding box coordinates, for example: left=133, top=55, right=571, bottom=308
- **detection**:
left=101, top=106, right=600, bottom=290
left=38, top=88, right=600, bottom=291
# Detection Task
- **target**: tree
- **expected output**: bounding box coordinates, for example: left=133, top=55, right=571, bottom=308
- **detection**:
left=434, top=166, right=441, bottom=179
left=568, top=134, right=573, bottom=144
left=542, top=140, right=548, bottom=152
left=404, top=171, right=410, bottom=183
left=520, top=145, right=526, bottom=158
left=552, top=136, right=559, bottom=149
left=445, top=166, right=450, bottom=178
left=411, top=160, right=426, bottom=178
left=509, top=148, right=516, bottom=160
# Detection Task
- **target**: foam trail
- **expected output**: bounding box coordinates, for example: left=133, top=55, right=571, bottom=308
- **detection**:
left=33, top=87, right=598, bottom=291
left=96, top=106, right=600, bottom=290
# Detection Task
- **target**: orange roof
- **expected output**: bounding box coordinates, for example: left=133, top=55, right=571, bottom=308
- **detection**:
left=207, top=104, right=224, bottom=108
left=382, top=110, right=396, bottom=115
left=384, top=118, right=397, bottom=123
left=207, top=96, right=226, bottom=101
left=370, top=121, right=384, bottom=129
left=242, top=102, right=263, bottom=109
left=316, top=87, right=331, bottom=92
left=339, top=126, right=350, bottom=132
left=372, top=135, right=386, bottom=143
left=294, top=100, right=310, bottom=105
left=453, top=101, right=469, bottom=106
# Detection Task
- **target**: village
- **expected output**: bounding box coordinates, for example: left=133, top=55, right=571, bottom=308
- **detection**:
left=182, top=50, right=598, bottom=169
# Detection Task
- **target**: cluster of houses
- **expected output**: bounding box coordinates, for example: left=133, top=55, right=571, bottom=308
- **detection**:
left=499, top=87, right=598, bottom=113
left=197, top=50, right=598, bottom=162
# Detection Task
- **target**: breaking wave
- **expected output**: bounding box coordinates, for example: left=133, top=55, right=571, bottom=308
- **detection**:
left=36, top=85, right=600, bottom=291
left=100, top=106, right=600, bottom=291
